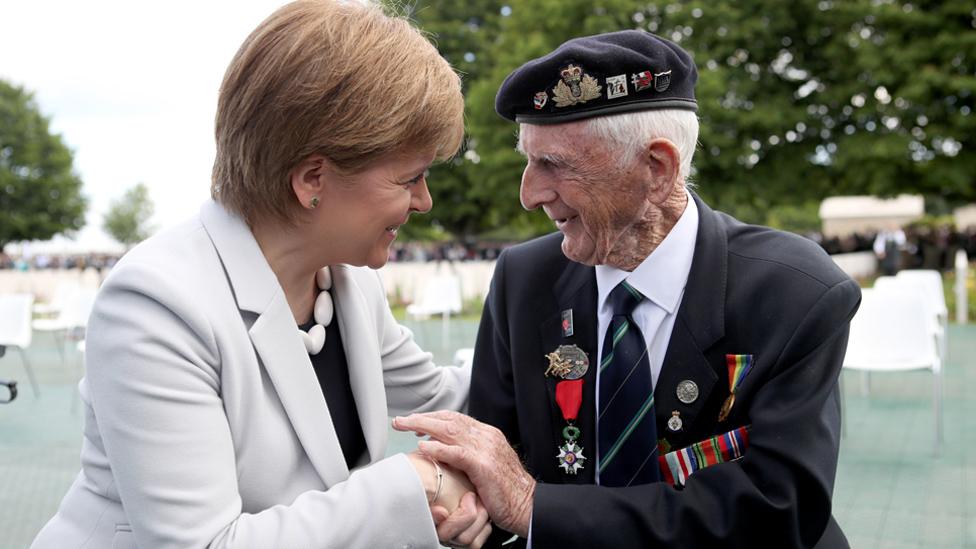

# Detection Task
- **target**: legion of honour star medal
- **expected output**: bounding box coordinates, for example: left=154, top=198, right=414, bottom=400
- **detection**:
left=555, top=378, right=586, bottom=474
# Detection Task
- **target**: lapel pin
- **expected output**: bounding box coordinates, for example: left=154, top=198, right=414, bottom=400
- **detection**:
left=676, top=379, right=699, bottom=404
left=561, top=308, right=574, bottom=338
left=668, top=410, right=683, bottom=432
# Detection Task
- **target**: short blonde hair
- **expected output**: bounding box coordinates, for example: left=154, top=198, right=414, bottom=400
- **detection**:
left=212, top=0, right=464, bottom=225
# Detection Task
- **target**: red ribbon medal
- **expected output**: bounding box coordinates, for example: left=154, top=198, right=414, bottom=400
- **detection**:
left=555, top=379, right=586, bottom=474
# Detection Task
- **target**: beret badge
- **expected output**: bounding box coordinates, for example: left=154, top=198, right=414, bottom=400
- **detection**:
left=654, top=70, right=672, bottom=92
left=533, top=91, right=548, bottom=110
left=552, top=64, right=601, bottom=108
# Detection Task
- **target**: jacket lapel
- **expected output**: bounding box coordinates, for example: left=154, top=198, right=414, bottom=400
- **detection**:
left=331, top=266, right=388, bottom=464
left=655, top=193, right=727, bottom=437
left=540, top=260, right=599, bottom=483
left=199, top=200, right=349, bottom=487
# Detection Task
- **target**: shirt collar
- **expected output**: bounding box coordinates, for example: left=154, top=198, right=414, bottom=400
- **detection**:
left=596, top=189, right=699, bottom=315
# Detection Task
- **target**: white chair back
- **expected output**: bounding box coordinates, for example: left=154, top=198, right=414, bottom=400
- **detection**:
left=408, top=275, right=463, bottom=316
left=33, top=281, right=82, bottom=315
left=0, top=293, right=35, bottom=349
left=63, top=287, right=98, bottom=330
left=845, top=288, right=940, bottom=372
left=896, top=269, right=948, bottom=317
left=875, top=271, right=947, bottom=360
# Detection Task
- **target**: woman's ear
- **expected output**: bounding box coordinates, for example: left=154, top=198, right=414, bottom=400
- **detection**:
left=290, top=155, right=329, bottom=209
left=642, top=138, right=681, bottom=205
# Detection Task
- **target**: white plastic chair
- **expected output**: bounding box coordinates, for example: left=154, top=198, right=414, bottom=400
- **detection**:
left=897, top=269, right=948, bottom=359
left=33, top=281, right=81, bottom=316
left=873, top=275, right=946, bottom=364
left=32, top=286, right=97, bottom=366
left=406, top=275, right=463, bottom=343
left=843, top=288, right=943, bottom=454
left=0, top=293, right=39, bottom=397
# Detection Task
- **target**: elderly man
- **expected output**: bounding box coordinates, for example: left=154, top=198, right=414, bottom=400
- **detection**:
left=395, top=30, right=858, bottom=548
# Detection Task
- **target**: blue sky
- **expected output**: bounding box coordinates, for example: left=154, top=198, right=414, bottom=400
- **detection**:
left=1, top=0, right=288, bottom=253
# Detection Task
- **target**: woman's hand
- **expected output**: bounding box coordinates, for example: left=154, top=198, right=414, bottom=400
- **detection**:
left=405, top=451, right=491, bottom=547
left=430, top=492, right=492, bottom=548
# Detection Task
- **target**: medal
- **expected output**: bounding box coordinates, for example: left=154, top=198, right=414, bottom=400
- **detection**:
left=555, top=379, right=586, bottom=474
left=667, top=410, right=683, bottom=432
left=676, top=380, right=699, bottom=404
left=544, top=344, right=589, bottom=379
left=718, top=394, right=735, bottom=422
left=718, top=354, right=754, bottom=422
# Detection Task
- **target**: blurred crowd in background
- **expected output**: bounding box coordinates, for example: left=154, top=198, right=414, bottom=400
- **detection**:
left=4, top=222, right=975, bottom=274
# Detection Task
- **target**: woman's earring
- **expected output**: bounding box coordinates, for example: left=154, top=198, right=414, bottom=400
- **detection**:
left=309, top=196, right=320, bottom=209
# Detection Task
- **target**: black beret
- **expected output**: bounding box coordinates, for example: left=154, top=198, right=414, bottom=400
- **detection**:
left=495, top=30, right=698, bottom=124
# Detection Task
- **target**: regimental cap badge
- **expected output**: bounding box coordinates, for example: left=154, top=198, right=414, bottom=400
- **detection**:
left=552, top=64, right=602, bottom=108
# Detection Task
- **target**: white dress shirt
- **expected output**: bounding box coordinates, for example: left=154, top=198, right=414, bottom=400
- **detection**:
left=594, top=190, right=698, bottom=483
left=529, top=190, right=699, bottom=539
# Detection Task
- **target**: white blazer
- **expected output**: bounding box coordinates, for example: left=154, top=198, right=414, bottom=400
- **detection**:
left=32, top=200, right=470, bottom=549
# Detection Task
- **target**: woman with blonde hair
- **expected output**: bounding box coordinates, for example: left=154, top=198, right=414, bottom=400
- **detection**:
left=31, top=1, right=489, bottom=547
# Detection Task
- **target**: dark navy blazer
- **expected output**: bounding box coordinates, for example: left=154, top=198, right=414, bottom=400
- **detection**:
left=470, top=194, right=859, bottom=548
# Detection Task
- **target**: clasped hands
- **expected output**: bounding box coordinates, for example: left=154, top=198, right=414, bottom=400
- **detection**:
left=396, top=411, right=537, bottom=548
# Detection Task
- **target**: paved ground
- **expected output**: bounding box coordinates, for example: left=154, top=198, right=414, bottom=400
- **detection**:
left=2, top=320, right=973, bottom=548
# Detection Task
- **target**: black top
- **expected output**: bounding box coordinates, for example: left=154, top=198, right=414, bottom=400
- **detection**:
left=300, top=316, right=368, bottom=470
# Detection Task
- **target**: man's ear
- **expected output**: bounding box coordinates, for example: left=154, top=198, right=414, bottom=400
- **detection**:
left=290, top=155, right=329, bottom=209
left=642, top=138, right=681, bottom=205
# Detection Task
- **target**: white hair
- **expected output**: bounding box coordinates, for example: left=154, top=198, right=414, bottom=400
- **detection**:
left=582, top=109, right=699, bottom=182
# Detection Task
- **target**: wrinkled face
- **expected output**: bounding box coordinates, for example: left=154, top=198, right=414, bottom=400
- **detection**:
left=319, top=151, right=434, bottom=269
left=518, top=122, right=650, bottom=267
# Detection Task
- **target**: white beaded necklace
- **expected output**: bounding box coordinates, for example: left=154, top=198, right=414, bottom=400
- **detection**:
left=299, top=266, right=334, bottom=355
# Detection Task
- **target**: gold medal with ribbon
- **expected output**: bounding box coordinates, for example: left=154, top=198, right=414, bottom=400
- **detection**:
left=718, top=354, right=754, bottom=422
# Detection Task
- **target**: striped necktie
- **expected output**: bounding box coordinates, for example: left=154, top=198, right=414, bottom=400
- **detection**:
left=598, top=280, right=660, bottom=486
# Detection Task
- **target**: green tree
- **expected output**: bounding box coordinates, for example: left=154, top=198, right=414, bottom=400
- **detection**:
left=0, top=79, right=87, bottom=249
left=652, top=0, right=976, bottom=224
left=103, top=183, right=155, bottom=249
left=400, top=0, right=508, bottom=240
left=407, top=0, right=976, bottom=236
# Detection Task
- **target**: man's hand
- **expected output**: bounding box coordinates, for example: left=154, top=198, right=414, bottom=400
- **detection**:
left=394, top=411, right=536, bottom=538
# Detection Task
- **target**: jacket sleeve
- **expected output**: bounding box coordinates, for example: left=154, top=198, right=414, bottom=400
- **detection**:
left=469, top=252, right=533, bottom=548
left=84, top=262, right=440, bottom=549
left=529, top=278, right=861, bottom=549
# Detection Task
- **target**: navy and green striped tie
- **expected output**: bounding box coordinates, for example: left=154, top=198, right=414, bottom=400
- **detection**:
left=598, top=280, right=659, bottom=486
